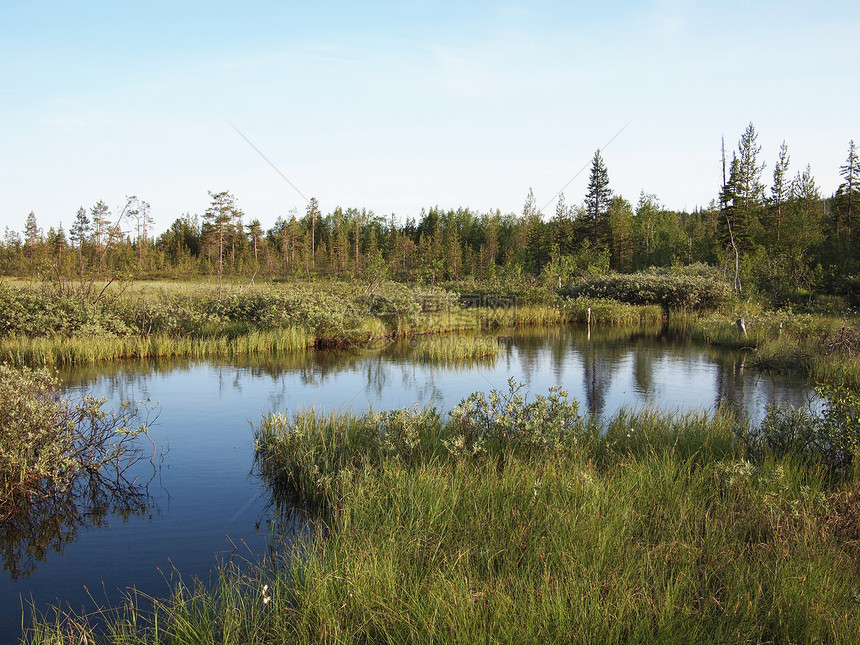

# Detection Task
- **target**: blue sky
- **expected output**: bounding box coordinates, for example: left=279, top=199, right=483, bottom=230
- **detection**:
left=1, top=1, right=858, bottom=236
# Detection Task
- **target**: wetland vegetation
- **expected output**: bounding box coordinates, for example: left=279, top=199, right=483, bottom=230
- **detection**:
left=20, top=378, right=860, bottom=644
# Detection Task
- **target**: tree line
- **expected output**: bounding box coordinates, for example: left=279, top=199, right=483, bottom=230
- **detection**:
left=3, top=125, right=858, bottom=302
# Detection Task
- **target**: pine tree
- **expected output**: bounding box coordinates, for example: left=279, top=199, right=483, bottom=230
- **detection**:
left=90, top=200, right=111, bottom=266
left=307, top=197, right=319, bottom=269
left=70, top=207, right=90, bottom=249
left=246, top=219, right=264, bottom=264
left=24, top=211, right=40, bottom=262
left=129, top=197, right=154, bottom=269
left=204, top=191, right=239, bottom=294
left=46, top=225, right=67, bottom=271
left=584, top=149, right=612, bottom=247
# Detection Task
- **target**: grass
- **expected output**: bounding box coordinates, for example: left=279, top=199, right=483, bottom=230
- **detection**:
left=412, top=335, right=501, bottom=364
left=0, top=327, right=314, bottom=365
left=562, top=296, right=665, bottom=326
left=27, top=381, right=860, bottom=643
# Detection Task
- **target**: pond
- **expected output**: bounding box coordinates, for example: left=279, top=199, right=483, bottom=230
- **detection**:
left=1, top=325, right=817, bottom=643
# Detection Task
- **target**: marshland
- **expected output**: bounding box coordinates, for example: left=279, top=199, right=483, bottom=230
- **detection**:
left=2, top=126, right=859, bottom=643
left=0, top=272, right=857, bottom=643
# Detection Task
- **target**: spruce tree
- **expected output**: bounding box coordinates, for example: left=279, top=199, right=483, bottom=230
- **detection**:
left=838, top=139, right=859, bottom=238
left=770, top=141, right=791, bottom=243
left=551, top=192, right=575, bottom=256
left=719, top=153, right=743, bottom=292
left=734, top=122, right=766, bottom=248
left=584, top=149, right=612, bottom=247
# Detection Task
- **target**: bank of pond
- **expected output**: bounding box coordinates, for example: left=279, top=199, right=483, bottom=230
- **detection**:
left=0, top=277, right=856, bottom=391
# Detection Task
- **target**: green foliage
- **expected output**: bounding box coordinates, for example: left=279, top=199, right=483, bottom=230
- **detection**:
left=254, top=406, right=442, bottom=507
left=448, top=378, right=588, bottom=457
left=563, top=267, right=733, bottom=311
left=42, top=387, right=860, bottom=643
left=736, top=403, right=846, bottom=467
left=0, top=365, right=149, bottom=520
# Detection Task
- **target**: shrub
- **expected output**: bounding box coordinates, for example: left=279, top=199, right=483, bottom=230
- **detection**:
left=0, top=364, right=151, bottom=520
left=736, top=383, right=860, bottom=469
left=563, top=269, right=733, bottom=312
left=447, top=378, right=588, bottom=457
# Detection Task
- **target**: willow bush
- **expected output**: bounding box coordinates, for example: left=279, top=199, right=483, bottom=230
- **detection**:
left=0, top=364, right=151, bottom=521
left=563, top=267, right=733, bottom=312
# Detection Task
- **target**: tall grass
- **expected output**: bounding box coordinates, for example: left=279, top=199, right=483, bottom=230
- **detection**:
left=412, top=335, right=500, bottom=364
left=29, top=384, right=860, bottom=643
left=562, top=297, right=665, bottom=326
left=0, top=327, right=313, bottom=365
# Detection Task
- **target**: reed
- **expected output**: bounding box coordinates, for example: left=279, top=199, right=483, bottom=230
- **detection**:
left=0, top=326, right=313, bottom=366
left=691, top=311, right=860, bottom=388
left=254, top=405, right=443, bottom=508
left=412, top=335, right=500, bottom=364
left=562, top=297, right=665, bottom=326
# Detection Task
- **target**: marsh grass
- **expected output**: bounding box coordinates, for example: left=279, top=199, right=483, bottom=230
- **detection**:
left=33, top=387, right=860, bottom=643
left=0, top=327, right=314, bottom=365
left=247, top=396, right=860, bottom=643
left=562, top=297, right=665, bottom=326
left=412, top=335, right=500, bottom=364
left=2, top=279, right=679, bottom=367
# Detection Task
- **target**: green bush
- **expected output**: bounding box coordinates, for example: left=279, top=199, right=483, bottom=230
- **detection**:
left=0, top=364, right=150, bottom=519
left=448, top=377, right=588, bottom=456
left=563, top=268, right=733, bottom=312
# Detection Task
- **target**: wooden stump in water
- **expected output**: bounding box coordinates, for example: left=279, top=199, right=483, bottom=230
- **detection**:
left=587, top=307, right=592, bottom=340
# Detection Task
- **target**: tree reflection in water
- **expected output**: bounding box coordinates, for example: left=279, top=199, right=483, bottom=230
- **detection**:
left=1, top=448, right=157, bottom=580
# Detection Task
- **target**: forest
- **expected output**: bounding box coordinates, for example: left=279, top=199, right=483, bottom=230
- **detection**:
left=2, top=124, right=858, bottom=307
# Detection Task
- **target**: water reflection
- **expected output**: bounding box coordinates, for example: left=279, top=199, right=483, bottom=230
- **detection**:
left=58, top=325, right=815, bottom=423
left=1, top=467, right=154, bottom=580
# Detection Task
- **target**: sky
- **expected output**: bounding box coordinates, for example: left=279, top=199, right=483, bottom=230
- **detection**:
left=1, top=0, right=858, bottom=238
